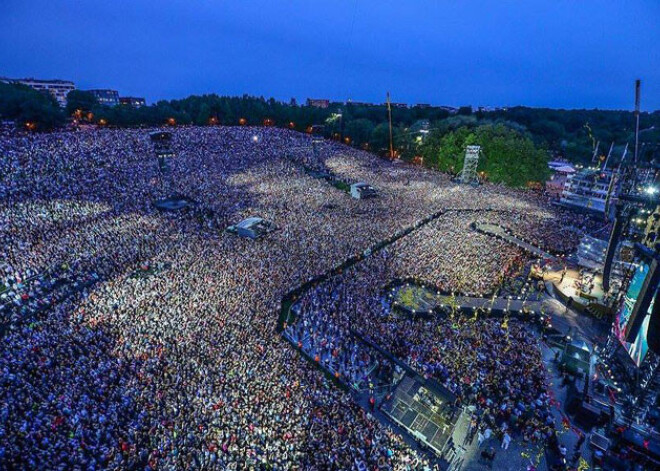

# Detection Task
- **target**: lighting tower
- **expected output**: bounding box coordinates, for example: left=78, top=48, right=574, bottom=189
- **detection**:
left=458, top=145, right=481, bottom=185
left=150, top=131, right=176, bottom=194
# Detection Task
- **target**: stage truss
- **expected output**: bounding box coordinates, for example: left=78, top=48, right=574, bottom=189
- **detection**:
left=458, top=145, right=481, bottom=185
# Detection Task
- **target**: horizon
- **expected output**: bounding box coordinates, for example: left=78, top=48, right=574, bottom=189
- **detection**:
left=1, top=1, right=659, bottom=110
left=3, top=79, right=660, bottom=114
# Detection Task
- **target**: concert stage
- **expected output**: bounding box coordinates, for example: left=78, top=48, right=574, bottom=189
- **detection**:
left=546, top=267, right=607, bottom=303
left=543, top=267, right=615, bottom=323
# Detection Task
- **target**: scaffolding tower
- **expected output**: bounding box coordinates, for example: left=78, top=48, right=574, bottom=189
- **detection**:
left=458, top=145, right=481, bottom=185
left=151, top=131, right=176, bottom=193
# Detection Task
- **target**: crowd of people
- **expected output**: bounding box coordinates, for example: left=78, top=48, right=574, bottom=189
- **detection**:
left=290, top=236, right=554, bottom=433
left=475, top=205, right=606, bottom=255
left=1, top=124, right=591, bottom=469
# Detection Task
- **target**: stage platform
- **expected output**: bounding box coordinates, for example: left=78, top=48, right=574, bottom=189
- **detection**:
left=545, top=267, right=606, bottom=305
left=389, top=282, right=545, bottom=318
left=542, top=268, right=616, bottom=325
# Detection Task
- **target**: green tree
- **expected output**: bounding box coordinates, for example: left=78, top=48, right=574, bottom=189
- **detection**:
left=0, top=82, right=64, bottom=129
left=369, top=123, right=392, bottom=154
left=418, top=124, right=549, bottom=186
left=344, top=118, right=374, bottom=145
left=65, top=90, right=98, bottom=116
left=195, top=103, right=212, bottom=126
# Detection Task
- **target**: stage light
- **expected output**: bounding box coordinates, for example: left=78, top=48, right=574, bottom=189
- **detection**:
left=645, top=186, right=658, bottom=195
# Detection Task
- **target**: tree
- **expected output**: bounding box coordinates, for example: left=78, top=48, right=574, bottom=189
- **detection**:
left=474, top=124, right=550, bottom=186
left=0, top=82, right=64, bottom=129
left=369, top=123, right=392, bottom=154
left=344, top=118, right=374, bottom=145
left=419, top=126, right=475, bottom=173
left=195, top=103, right=212, bottom=126
left=418, top=123, right=550, bottom=186
left=65, top=90, right=98, bottom=116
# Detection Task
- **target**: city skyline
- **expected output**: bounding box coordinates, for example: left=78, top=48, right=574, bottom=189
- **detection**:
left=1, top=1, right=659, bottom=110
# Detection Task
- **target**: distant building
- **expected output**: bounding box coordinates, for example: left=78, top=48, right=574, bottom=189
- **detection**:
left=289, top=97, right=298, bottom=107
left=0, top=77, right=75, bottom=107
left=87, top=89, right=119, bottom=107
left=346, top=100, right=375, bottom=107
left=386, top=102, right=408, bottom=109
left=306, top=98, right=330, bottom=108
left=560, top=168, right=614, bottom=216
left=414, top=103, right=431, bottom=108
left=438, top=106, right=458, bottom=114
left=477, top=106, right=508, bottom=113
left=119, top=97, right=146, bottom=108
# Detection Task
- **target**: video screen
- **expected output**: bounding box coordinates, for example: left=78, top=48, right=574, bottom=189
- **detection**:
left=614, top=263, right=658, bottom=366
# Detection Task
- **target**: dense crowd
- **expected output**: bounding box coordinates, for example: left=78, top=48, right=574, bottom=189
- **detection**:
left=1, top=125, right=588, bottom=469
left=475, top=208, right=606, bottom=255
left=289, top=243, right=557, bottom=467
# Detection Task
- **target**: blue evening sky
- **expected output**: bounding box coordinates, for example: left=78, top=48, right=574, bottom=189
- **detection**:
left=1, top=1, right=658, bottom=109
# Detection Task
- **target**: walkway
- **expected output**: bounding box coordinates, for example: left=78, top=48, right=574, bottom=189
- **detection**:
left=390, top=282, right=547, bottom=317
left=474, top=222, right=558, bottom=261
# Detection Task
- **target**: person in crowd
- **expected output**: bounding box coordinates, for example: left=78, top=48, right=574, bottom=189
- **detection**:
left=0, top=124, right=597, bottom=469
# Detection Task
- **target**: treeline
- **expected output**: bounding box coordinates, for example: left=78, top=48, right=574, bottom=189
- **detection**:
left=2, top=83, right=659, bottom=185
left=0, top=82, right=65, bottom=129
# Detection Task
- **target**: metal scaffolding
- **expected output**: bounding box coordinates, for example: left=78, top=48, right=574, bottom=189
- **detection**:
left=150, top=131, right=176, bottom=194
left=458, top=145, right=481, bottom=185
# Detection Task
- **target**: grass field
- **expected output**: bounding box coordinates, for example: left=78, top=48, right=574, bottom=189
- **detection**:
left=331, top=180, right=351, bottom=193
